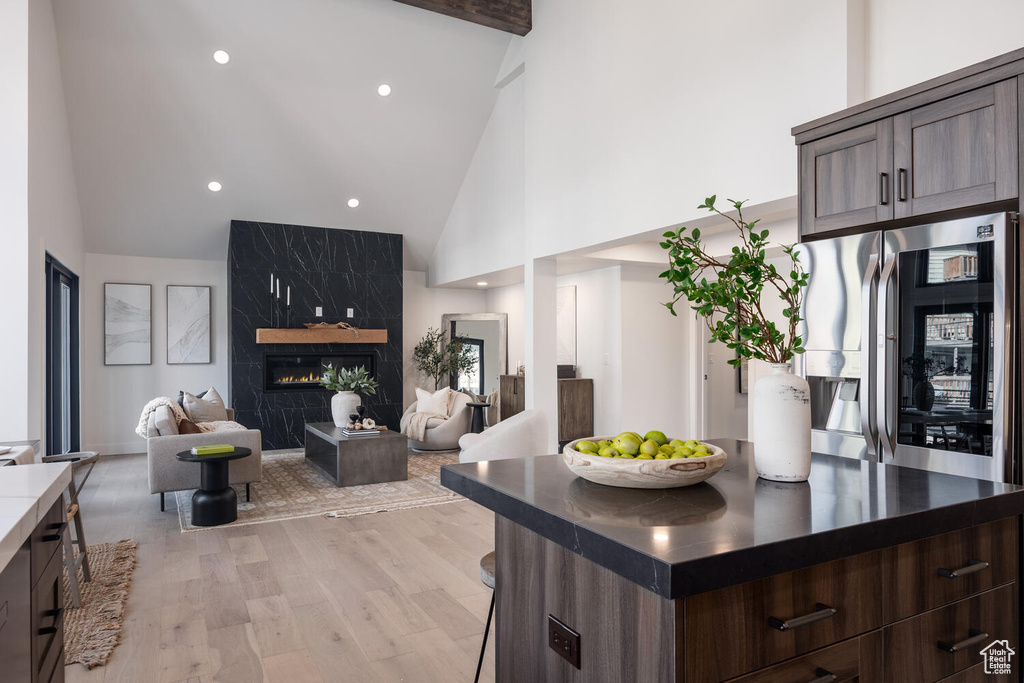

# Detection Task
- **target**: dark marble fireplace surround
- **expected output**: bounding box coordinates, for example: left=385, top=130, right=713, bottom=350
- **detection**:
left=228, top=220, right=403, bottom=449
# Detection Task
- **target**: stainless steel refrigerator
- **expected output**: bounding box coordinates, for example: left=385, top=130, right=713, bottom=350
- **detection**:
left=795, top=212, right=1020, bottom=483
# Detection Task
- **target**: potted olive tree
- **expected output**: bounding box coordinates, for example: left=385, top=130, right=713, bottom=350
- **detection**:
left=412, top=327, right=477, bottom=390
left=319, top=364, right=378, bottom=428
left=659, top=196, right=811, bottom=482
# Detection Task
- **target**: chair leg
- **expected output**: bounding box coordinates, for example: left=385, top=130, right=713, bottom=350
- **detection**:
left=246, top=483, right=251, bottom=502
left=160, top=492, right=165, bottom=512
left=63, top=525, right=82, bottom=609
left=474, top=591, right=495, bottom=683
left=72, top=507, right=91, bottom=582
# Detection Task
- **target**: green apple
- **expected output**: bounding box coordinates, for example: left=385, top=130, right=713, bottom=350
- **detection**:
left=598, top=440, right=613, bottom=449
left=639, top=440, right=660, bottom=457
left=598, top=446, right=618, bottom=458
left=644, top=431, right=669, bottom=446
left=669, top=439, right=686, bottom=449
left=614, top=434, right=642, bottom=456
left=576, top=440, right=598, bottom=454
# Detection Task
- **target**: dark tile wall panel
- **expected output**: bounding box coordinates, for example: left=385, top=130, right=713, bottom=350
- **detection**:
left=228, top=220, right=403, bottom=450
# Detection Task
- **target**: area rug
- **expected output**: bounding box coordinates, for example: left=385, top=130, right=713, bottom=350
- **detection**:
left=63, top=539, right=138, bottom=669
left=174, top=448, right=461, bottom=532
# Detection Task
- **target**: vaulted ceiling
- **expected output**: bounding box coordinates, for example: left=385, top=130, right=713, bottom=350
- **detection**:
left=53, top=0, right=511, bottom=270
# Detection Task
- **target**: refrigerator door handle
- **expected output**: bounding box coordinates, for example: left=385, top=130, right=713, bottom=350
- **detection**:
left=860, top=252, right=879, bottom=456
left=877, top=255, right=898, bottom=461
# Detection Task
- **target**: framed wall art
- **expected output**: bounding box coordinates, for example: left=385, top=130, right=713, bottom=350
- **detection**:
left=104, top=283, right=152, bottom=365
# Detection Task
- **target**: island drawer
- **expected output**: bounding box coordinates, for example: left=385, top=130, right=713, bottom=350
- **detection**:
left=881, top=582, right=1016, bottom=682
left=30, top=497, right=65, bottom=589
left=882, top=517, right=1018, bottom=622
left=725, top=630, right=883, bottom=682
left=684, top=550, right=884, bottom=682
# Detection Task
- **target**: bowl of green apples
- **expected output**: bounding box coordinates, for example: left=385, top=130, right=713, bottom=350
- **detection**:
left=562, top=431, right=727, bottom=489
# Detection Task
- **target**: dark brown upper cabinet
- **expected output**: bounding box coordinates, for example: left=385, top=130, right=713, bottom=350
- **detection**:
left=893, top=80, right=1017, bottom=218
left=800, top=120, right=894, bottom=236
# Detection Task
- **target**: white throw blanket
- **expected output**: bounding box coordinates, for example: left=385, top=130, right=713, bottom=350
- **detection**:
left=401, top=410, right=447, bottom=441
left=136, top=397, right=186, bottom=438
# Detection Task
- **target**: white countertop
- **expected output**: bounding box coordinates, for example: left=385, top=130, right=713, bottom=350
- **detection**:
left=0, top=463, right=71, bottom=571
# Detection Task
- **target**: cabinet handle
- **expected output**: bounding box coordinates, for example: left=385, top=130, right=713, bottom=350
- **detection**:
left=937, top=559, right=989, bottom=579
left=938, top=628, right=988, bottom=653
left=37, top=607, right=64, bottom=636
left=41, top=522, right=67, bottom=542
left=879, top=172, right=889, bottom=205
left=768, top=603, right=837, bottom=631
left=809, top=668, right=838, bottom=683
left=897, top=168, right=908, bottom=201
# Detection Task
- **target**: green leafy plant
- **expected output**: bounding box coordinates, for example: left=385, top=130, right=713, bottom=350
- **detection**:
left=659, top=195, right=809, bottom=367
left=319, top=364, right=378, bottom=394
left=412, top=327, right=477, bottom=389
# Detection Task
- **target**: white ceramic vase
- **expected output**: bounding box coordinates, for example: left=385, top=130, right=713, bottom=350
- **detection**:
left=751, top=362, right=812, bottom=482
left=331, top=391, right=361, bottom=428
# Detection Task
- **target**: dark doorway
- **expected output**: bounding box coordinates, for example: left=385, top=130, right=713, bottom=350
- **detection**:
left=45, top=254, right=80, bottom=454
left=452, top=338, right=484, bottom=395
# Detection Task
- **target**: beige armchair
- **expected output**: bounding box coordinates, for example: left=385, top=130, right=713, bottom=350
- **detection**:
left=402, top=392, right=474, bottom=452
left=146, top=407, right=262, bottom=511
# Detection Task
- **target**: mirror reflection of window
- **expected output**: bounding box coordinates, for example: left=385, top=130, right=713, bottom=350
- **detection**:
left=457, top=339, right=484, bottom=395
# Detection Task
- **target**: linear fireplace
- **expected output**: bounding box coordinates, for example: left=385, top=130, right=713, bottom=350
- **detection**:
left=263, top=353, right=375, bottom=392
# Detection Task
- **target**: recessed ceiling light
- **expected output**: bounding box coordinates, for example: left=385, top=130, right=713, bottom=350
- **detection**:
left=208, top=181, right=222, bottom=192
left=377, top=84, right=392, bottom=97
left=347, top=198, right=360, bottom=208
left=476, top=281, right=488, bottom=287
left=213, top=50, right=230, bottom=65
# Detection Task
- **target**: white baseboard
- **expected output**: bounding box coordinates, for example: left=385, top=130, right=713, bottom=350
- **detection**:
left=82, top=442, right=146, bottom=456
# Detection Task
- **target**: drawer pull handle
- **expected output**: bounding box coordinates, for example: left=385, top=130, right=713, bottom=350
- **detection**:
left=879, top=172, right=890, bottom=205
left=37, top=607, right=64, bottom=636
left=897, top=168, right=908, bottom=201
left=768, top=603, right=837, bottom=632
left=41, top=522, right=67, bottom=543
left=938, top=628, right=988, bottom=653
left=810, top=668, right=838, bottom=683
left=937, top=559, right=989, bottom=579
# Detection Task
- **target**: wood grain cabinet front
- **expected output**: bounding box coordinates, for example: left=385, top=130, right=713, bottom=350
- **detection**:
left=883, top=517, right=1018, bottom=622
left=725, top=630, right=884, bottom=682
left=882, top=583, right=1017, bottom=682
left=684, top=551, right=884, bottom=682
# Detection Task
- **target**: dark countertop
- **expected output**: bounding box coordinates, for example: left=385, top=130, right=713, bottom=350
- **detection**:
left=440, top=439, right=1024, bottom=600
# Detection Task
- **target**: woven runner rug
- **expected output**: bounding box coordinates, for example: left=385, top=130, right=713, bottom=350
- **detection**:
left=63, top=539, right=138, bottom=669
left=174, top=448, right=461, bottom=532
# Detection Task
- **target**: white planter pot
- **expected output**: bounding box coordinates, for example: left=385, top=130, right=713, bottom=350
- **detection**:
left=751, top=362, right=812, bottom=482
left=331, top=391, right=361, bottom=428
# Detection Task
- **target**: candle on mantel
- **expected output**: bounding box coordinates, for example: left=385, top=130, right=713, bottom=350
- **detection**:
left=287, top=286, right=291, bottom=306
left=270, top=272, right=274, bottom=293
left=276, top=278, right=280, bottom=299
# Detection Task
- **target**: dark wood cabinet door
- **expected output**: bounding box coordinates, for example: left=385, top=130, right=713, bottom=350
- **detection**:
left=557, top=378, right=593, bottom=442
left=894, top=80, right=1018, bottom=218
left=800, top=119, right=894, bottom=237
left=498, top=375, right=525, bottom=421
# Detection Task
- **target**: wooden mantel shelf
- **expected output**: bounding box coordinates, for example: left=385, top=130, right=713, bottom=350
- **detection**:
left=255, top=328, right=388, bottom=345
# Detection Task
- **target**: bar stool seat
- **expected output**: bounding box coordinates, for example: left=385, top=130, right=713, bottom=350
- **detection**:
left=475, top=551, right=496, bottom=683
left=41, top=451, right=99, bottom=608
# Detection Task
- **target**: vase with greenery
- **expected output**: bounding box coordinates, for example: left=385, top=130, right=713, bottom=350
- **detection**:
left=319, top=364, right=378, bottom=428
left=412, top=327, right=477, bottom=390
left=659, top=195, right=812, bottom=482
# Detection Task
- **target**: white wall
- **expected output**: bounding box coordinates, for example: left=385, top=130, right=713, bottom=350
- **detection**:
left=81, top=254, right=228, bottom=455
left=402, top=271, right=486, bottom=405
left=27, top=0, right=86, bottom=449
left=486, top=282, right=526, bottom=375
left=865, top=0, right=1024, bottom=99
left=0, top=0, right=30, bottom=441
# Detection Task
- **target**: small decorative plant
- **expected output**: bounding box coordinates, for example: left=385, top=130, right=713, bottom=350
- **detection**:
left=319, top=364, right=378, bottom=394
left=412, top=327, right=477, bottom=389
left=659, top=195, right=809, bottom=367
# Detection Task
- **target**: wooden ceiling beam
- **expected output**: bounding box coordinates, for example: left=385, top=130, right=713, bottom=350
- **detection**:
left=393, top=0, right=531, bottom=36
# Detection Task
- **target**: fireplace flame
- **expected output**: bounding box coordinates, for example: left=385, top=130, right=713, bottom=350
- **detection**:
left=275, top=372, right=321, bottom=384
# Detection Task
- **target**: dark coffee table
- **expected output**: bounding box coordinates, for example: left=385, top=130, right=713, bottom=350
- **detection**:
left=304, top=423, right=408, bottom=487
left=175, top=447, right=252, bottom=526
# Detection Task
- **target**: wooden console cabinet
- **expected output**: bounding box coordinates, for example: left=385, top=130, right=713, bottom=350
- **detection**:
left=498, top=375, right=594, bottom=444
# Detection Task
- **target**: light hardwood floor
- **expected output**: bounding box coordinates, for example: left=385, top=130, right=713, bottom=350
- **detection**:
left=66, top=453, right=497, bottom=683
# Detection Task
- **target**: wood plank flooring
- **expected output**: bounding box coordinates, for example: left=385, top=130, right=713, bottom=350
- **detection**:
left=66, top=453, right=496, bottom=683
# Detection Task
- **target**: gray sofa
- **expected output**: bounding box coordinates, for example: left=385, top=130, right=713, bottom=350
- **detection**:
left=146, top=407, right=263, bottom=510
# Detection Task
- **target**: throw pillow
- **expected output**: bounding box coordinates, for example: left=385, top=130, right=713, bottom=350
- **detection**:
left=177, top=418, right=203, bottom=435
left=416, top=387, right=452, bottom=416
left=177, top=388, right=207, bottom=410
left=182, top=386, right=228, bottom=422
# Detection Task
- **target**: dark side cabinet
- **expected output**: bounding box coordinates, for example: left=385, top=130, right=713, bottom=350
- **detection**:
left=0, top=542, right=33, bottom=683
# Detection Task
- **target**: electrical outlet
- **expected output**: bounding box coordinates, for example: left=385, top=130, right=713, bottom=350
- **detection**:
left=315, top=306, right=323, bottom=317
left=548, top=615, right=581, bottom=669
left=346, top=307, right=354, bottom=318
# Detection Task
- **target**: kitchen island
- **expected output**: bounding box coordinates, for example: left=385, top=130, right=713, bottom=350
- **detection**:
left=441, top=439, right=1024, bottom=682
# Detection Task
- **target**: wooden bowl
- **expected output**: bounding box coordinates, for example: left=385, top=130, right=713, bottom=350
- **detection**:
left=562, top=437, right=727, bottom=489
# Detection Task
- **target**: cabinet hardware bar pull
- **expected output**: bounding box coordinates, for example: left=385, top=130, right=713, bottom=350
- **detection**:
left=37, top=607, right=64, bottom=636
left=938, top=628, right=988, bottom=653
left=937, top=559, right=989, bottom=579
left=879, top=172, right=889, bottom=205
left=41, top=522, right=67, bottom=542
left=897, top=168, right=908, bottom=201
left=809, top=668, right=838, bottom=683
left=767, top=603, right=837, bottom=632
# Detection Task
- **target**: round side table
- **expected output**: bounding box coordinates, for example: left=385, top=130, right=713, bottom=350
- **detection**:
left=467, top=402, right=491, bottom=434
left=175, top=447, right=252, bottom=526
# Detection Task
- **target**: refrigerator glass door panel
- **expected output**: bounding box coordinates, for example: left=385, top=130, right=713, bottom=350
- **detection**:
left=796, top=231, right=881, bottom=460
left=879, top=213, right=1008, bottom=481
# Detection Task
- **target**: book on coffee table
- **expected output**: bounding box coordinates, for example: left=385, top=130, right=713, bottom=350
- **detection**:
left=190, top=444, right=236, bottom=455
left=341, top=429, right=380, bottom=437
